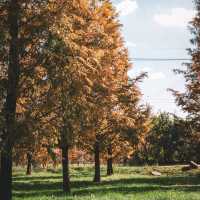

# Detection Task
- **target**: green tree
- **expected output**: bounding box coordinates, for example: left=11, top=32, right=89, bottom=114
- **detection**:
left=133, top=113, right=195, bottom=165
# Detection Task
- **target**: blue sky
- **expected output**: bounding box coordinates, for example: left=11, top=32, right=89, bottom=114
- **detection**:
left=112, top=0, right=196, bottom=116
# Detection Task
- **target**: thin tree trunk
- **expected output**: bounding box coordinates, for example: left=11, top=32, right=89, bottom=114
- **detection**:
left=93, top=138, right=100, bottom=183
left=26, top=152, right=32, bottom=175
left=123, top=157, right=128, bottom=166
left=0, top=1, right=20, bottom=200
left=62, top=144, right=70, bottom=193
left=107, top=143, right=113, bottom=176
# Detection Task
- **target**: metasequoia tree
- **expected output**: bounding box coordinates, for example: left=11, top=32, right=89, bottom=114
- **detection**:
left=88, top=1, right=131, bottom=182
left=0, top=1, right=67, bottom=199
left=104, top=73, right=150, bottom=173
left=77, top=0, right=146, bottom=180
left=0, top=0, right=146, bottom=198
left=172, top=0, right=200, bottom=130
left=3, top=0, right=84, bottom=192
left=47, top=0, right=111, bottom=191
left=49, top=0, right=130, bottom=184
left=170, top=1, right=200, bottom=164
left=0, top=2, right=20, bottom=199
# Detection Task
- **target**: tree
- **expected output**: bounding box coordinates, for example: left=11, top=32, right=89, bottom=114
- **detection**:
left=0, top=1, right=68, bottom=199
left=0, top=2, right=20, bottom=199
left=75, top=0, right=148, bottom=180
left=47, top=0, right=112, bottom=190
left=170, top=0, right=200, bottom=164
left=146, top=113, right=174, bottom=164
left=110, top=74, right=151, bottom=167
left=0, top=0, right=149, bottom=197
left=69, top=0, right=130, bottom=182
left=89, top=0, right=134, bottom=182
left=104, top=77, right=150, bottom=174
left=171, top=0, right=200, bottom=130
left=132, top=113, right=196, bottom=165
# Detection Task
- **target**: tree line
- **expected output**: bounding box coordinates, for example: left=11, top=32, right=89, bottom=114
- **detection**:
left=0, top=1, right=149, bottom=199
left=131, top=112, right=200, bottom=165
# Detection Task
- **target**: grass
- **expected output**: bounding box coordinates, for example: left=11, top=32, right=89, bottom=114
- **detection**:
left=13, top=165, right=200, bottom=200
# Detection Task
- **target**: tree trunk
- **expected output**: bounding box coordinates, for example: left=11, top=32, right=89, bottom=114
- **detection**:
left=26, top=152, right=32, bottom=175
left=123, top=157, right=128, bottom=166
left=0, top=1, right=20, bottom=200
left=107, top=143, right=113, bottom=176
left=93, top=138, right=100, bottom=183
left=62, top=144, right=70, bottom=193
left=0, top=145, right=12, bottom=200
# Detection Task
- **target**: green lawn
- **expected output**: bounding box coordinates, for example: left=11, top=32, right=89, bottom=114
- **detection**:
left=13, top=165, right=200, bottom=200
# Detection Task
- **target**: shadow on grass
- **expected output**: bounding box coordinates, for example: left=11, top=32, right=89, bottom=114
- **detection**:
left=13, top=167, right=106, bottom=181
left=13, top=176, right=62, bottom=181
left=13, top=175, right=200, bottom=198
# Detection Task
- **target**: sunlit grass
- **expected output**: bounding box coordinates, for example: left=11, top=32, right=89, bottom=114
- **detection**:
left=13, top=165, right=200, bottom=200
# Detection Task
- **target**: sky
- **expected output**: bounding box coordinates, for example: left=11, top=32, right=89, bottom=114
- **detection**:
left=111, top=0, right=196, bottom=116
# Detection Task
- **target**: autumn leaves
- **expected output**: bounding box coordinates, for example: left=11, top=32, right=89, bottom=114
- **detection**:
left=0, top=0, right=151, bottom=199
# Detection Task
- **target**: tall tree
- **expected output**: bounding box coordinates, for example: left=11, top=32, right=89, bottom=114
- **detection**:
left=0, top=2, right=20, bottom=199
left=172, top=0, right=200, bottom=130
left=0, top=1, right=67, bottom=199
left=48, top=0, right=107, bottom=191
left=76, top=0, right=146, bottom=181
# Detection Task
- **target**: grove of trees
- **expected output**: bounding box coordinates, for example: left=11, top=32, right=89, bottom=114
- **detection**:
left=0, top=0, right=200, bottom=200
left=0, top=1, right=150, bottom=199
left=131, top=112, right=200, bottom=165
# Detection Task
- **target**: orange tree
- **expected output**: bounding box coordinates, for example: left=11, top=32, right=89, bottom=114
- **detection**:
left=77, top=0, right=148, bottom=180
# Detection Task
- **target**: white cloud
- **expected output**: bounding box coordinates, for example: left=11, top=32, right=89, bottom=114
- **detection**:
left=149, top=72, right=166, bottom=80
left=154, top=8, right=196, bottom=28
left=141, top=67, right=152, bottom=73
left=116, top=0, right=138, bottom=16
left=125, top=41, right=137, bottom=48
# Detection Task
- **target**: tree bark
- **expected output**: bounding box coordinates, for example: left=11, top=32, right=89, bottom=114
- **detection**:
left=26, top=152, right=32, bottom=175
left=0, top=1, right=20, bottom=200
left=62, top=144, right=70, bottom=193
left=107, top=143, right=113, bottom=176
left=0, top=145, right=12, bottom=200
left=93, top=138, right=100, bottom=183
